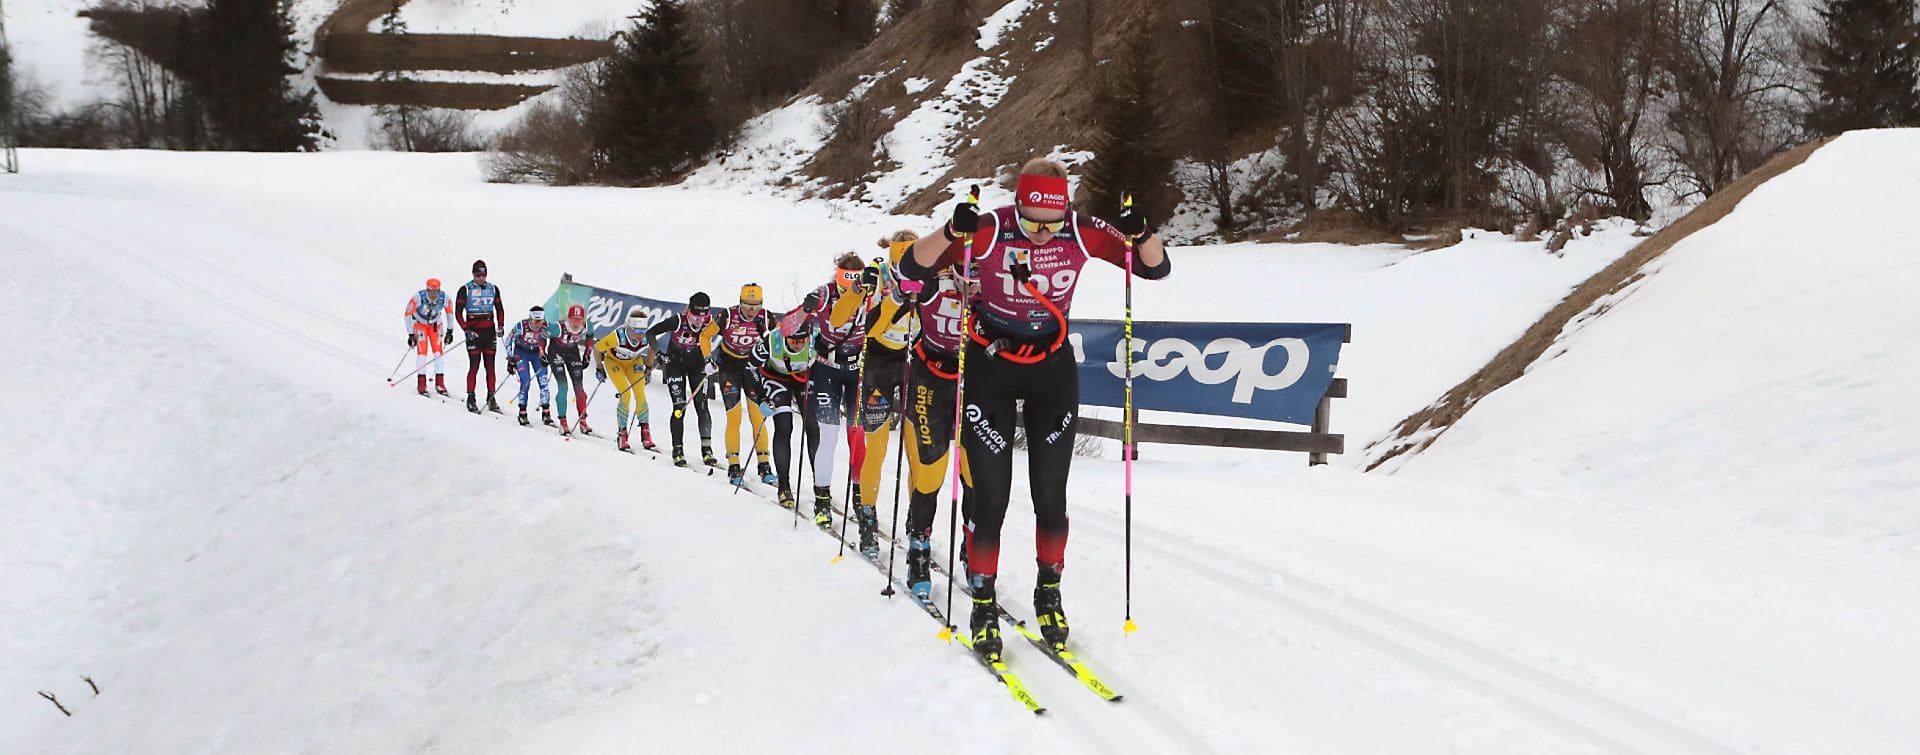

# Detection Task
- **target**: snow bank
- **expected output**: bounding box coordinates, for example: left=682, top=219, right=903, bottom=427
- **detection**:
left=1407, top=129, right=1920, bottom=554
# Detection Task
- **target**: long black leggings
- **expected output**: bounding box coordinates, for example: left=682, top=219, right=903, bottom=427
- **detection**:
left=904, top=350, right=961, bottom=539
left=960, top=341, right=1077, bottom=578
left=664, top=353, right=713, bottom=451
left=756, top=372, right=812, bottom=492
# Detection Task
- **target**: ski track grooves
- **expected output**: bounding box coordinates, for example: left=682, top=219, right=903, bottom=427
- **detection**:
left=1071, top=513, right=1738, bottom=755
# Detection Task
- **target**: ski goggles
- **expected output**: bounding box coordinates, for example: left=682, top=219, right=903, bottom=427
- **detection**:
left=1015, top=214, right=1067, bottom=235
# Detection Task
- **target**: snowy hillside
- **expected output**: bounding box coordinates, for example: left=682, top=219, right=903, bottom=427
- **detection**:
left=1405, top=129, right=1920, bottom=554
left=3, top=148, right=1917, bottom=753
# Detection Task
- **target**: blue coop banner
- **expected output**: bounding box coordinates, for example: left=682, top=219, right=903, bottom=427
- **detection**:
left=1069, top=320, right=1346, bottom=426
left=548, top=280, right=1346, bottom=425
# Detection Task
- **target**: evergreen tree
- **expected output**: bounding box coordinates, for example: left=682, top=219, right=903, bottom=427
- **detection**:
left=1805, top=0, right=1920, bottom=135
left=196, top=0, right=322, bottom=150
left=374, top=0, right=418, bottom=151
left=591, top=0, right=715, bottom=183
left=1078, top=33, right=1178, bottom=228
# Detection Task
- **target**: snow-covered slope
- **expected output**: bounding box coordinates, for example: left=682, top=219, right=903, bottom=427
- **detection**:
left=3, top=149, right=1916, bottom=753
left=1405, top=130, right=1920, bottom=553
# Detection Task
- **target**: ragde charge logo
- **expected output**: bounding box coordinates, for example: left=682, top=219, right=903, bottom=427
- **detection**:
left=1026, top=190, right=1068, bottom=207
left=965, top=404, right=1009, bottom=454
left=1101, top=336, right=1312, bottom=404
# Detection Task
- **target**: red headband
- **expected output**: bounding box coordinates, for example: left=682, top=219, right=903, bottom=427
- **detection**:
left=1016, top=174, right=1070, bottom=212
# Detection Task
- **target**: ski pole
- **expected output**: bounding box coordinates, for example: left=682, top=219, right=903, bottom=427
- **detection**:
left=882, top=319, right=917, bottom=596
left=735, top=402, right=785, bottom=495
left=388, top=336, right=467, bottom=387
left=1122, top=191, right=1138, bottom=636
left=386, top=345, right=414, bottom=381
left=940, top=184, right=980, bottom=641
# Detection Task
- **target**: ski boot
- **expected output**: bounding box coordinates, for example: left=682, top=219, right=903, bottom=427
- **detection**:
left=1034, top=562, right=1069, bottom=650
left=855, top=503, right=881, bottom=561
left=812, top=486, right=833, bottom=529
left=434, top=375, right=450, bottom=396
left=540, top=405, right=555, bottom=427
left=967, top=574, right=1003, bottom=659
left=639, top=425, right=658, bottom=452
left=517, top=409, right=531, bottom=427
left=777, top=486, right=796, bottom=510
left=617, top=428, right=632, bottom=452
left=757, top=459, right=776, bottom=485
left=672, top=447, right=689, bottom=468
left=486, top=393, right=503, bottom=414
left=559, top=417, right=573, bottom=437
left=727, top=463, right=745, bottom=487
left=906, top=536, right=933, bottom=602
left=466, top=393, right=480, bottom=414
left=416, top=375, right=430, bottom=396
left=578, top=416, right=594, bottom=436
left=701, top=445, right=720, bottom=468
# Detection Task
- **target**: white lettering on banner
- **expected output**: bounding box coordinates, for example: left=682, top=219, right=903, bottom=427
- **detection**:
left=1105, top=336, right=1311, bottom=404
left=1067, top=332, right=1086, bottom=363
left=586, top=296, right=622, bottom=329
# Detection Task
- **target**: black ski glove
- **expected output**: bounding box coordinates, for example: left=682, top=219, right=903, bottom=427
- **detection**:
left=946, top=200, right=980, bottom=239
left=442, top=328, right=454, bottom=345
left=803, top=291, right=822, bottom=314
left=408, top=333, right=419, bottom=347
left=1117, top=203, right=1150, bottom=240
left=859, top=267, right=880, bottom=291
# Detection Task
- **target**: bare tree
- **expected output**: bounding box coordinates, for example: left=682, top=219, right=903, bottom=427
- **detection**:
left=1661, top=0, right=1801, bottom=197
left=1555, top=0, right=1666, bottom=219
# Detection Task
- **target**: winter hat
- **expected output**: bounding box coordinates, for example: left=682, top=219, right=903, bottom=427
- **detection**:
left=426, top=277, right=442, bottom=290
left=689, top=291, right=711, bottom=310
left=567, top=304, right=586, bottom=321
left=740, top=284, right=764, bottom=305
left=472, top=259, right=488, bottom=275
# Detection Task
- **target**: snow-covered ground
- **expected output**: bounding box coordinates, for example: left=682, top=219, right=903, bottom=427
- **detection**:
left=2, top=145, right=1916, bottom=753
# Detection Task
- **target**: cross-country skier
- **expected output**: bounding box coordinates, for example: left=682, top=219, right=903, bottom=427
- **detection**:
left=900, top=158, right=1171, bottom=658
left=646, top=292, right=718, bottom=467
left=801, top=253, right=884, bottom=549
left=507, top=305, right=553, bottom=427
left=547, top=304, right=596, bottom=437
left=403, top=277, right=455, bottom=396
left=855, top=233, right=922, bottom=550
left=455, top=260, right=506, bottom=414
left=745, top=312, right=816, bottom=510
left=899, top=264, right=968, bottom=602
left=699, top=284, right=775, bottom=486
left=596, top=311, right=658, bottom=452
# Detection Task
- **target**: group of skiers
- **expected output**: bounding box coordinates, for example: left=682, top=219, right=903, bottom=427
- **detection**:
left=398, top=159, right=1170, bottom=661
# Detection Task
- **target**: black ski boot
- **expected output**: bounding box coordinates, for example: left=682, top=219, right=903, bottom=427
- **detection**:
left=855, top=503, right=880, bottom=560
left=1034, top=562, right=1069, bottom=650
left=906, top=535, right=933, bottom=602
left=672, top=447, right=689, bottom=468
left=486, top=393, right=503, bottom=414
left=968, top=573, right=1003, bottom=659
left=777, top=486, right=796, bottom=510
left=757, top=459, right=776, bottom=485
left=540, top=405, right=555, bottom=426
left=702, top=446, right=719, bottom=467
left=727, top=463, right=745, bottom=487
left=466, top=393, right=480, bottom=414
left=811, top=486, right=833, bottom=529
left=517, top=409, right=530, bottom=427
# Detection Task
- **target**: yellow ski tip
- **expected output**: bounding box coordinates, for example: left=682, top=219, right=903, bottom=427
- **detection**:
left=938, top=627, right=953, bottom=642
left=1123, top=618, right=1139, bottom=634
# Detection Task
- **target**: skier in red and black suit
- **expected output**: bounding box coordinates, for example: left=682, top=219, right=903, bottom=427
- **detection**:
left=455, top=259, right=507, bottom=414
left=899, top=158, right=1170, bottom=660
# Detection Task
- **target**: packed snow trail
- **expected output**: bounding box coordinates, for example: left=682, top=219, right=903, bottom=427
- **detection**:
left=4, top=149, right=1917, bottom=753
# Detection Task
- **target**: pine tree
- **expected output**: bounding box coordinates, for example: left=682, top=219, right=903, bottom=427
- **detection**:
left=1805, top=0, right=1920, bottom=135
left=590, top=0, right=715, bottom=183
left=196, top=0, right=322, bottom=150
left=1078, top=32, right=1178, bottom=228
left=374, top=0, right=418, bottom=151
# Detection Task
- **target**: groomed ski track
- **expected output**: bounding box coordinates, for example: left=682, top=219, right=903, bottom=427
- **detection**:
left=5, top=150, right=1917, bottom=753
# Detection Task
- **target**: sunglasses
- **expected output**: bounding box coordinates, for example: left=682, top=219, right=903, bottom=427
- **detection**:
left=1016, top=214, right=1067, bottom=235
